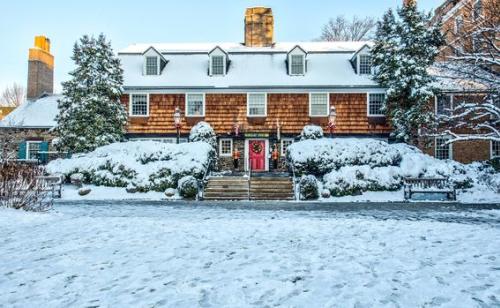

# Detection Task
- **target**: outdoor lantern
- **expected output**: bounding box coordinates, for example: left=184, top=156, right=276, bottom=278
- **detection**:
left=174, top=107, right=182, bottom=143
left=328, top=106, right=337, bottom=138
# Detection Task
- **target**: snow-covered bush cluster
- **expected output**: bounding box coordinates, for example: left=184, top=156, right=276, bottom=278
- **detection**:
left=287, top=138, right=497, bottom=197
left=47, top=141, right=214, bottom=193
left=287, top=138, right=401, bottom=175
left=300, top=125, right=324, bottom=141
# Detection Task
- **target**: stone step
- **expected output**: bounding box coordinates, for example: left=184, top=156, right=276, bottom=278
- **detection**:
left=204, top=196, right=249, bottom=201
left=250, top=184, right=293, bottom=189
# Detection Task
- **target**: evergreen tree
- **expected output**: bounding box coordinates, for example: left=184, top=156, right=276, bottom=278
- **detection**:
left=373, top=3, right=443, bottom=142
left=55, top=34, right=127, bottom=153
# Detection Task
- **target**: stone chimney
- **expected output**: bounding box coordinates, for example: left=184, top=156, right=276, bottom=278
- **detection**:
left=244, top=7, right=274, bottom=47
left=27, top=36, right=54, bottom=100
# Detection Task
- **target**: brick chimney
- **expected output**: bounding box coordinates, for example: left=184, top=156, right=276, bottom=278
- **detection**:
left=244, top=7, right=274, bottom=47
left=403, top=0, right=417, bottom=6
left=27, top=36, right=54, bottom=100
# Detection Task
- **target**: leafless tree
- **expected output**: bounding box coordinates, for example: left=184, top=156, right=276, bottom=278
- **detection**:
left=319, top=16, right=377, bottom=41
left=1, top=83, right=25, bottom=107
left=435, top=0, right=499, bottom=143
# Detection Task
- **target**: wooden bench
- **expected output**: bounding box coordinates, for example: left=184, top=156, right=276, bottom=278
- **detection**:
left=404, top=178, right=456, bottom=201
left=36, top=175, right=64, bottom=199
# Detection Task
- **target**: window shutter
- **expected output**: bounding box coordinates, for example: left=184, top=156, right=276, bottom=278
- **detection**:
left=39, top=142, right=49, bottom=163
left=18, top=142, right=27, bottom=159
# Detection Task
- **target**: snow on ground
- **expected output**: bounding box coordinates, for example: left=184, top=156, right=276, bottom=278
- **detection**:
left=61, top=185, right=167, bottom=201
left=1, top=203, right=499, bottom=307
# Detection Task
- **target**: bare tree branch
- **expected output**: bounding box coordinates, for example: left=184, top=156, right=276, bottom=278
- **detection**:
left=1, top=83, right=25, bottom=107
left=319, top=16, right=376, bottom=41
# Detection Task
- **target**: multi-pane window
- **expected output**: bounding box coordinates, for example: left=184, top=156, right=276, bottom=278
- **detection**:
left=309, top=93, right=329, bottom=117
left=130, top=94, right=149, bottom=116
left=211, top=56, right=225, bottom=75
left=359, top=55, right=372, bottom=75
left=492, top=141, right=500, bottom=159
left=368, top=93, right=386, bottom=116
left=27, top=141, right=41, bottom=160
left=281, top=139, right=294, bottom=156
left=248, top=93, right=267, bottom=116
left=146, top=57, right=159, bottom=75
left=435, top=137, right=452, bottom=160
left=290, top=55, right=305, bottom=75
left=219, top=139, right=233, bottom=157
left=186, top=94, right=205, bottom=117
left=436, top=95, right=452, bottom=116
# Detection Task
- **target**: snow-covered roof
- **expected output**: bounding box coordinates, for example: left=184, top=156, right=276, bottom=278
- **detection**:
left=0, top=95, right=61, bottom=128
left=119, top=41, right=372, bottom=54
left=429, top=63, right=491, bottom=92
left=120, top=41, right=379, bottom=90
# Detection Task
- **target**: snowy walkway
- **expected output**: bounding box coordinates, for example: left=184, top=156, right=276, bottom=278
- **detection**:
left=1, top=203, right=500, bottom=307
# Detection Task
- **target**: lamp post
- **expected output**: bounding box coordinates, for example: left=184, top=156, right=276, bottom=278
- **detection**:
left=174, top=107, right=182, bottom=144
left=328, top=106, right=337, bottom=138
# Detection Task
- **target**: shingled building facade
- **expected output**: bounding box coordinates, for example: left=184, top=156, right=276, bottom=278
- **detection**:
left=119, top=7, right=390, bottom=172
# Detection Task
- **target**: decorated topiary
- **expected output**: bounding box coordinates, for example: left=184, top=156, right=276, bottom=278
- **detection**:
left=300, top=125, right=324, bottom=141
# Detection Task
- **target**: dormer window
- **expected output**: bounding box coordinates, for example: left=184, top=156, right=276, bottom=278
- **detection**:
left=351, top=44, right=373, bottom=75
left=291, top=55, right=305, bottom=75
left=288, top=45, right=307, bottom=76
left=143, top=46, right=168, bottom=76
left=211, top=55, right=225, bottom=75
left=359, top=55, right=372, bottom=75
left=146, top=56, right=159, bottom=75
left=208, top=46, right=228, bottom=76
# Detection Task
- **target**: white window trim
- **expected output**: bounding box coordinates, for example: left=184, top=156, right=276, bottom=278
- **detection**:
left=185, top=93, right=206, bottom=117
left=289, top=54, right=306, bottom=76
left=209, top=55, right=226, bottom=76
left=435, top=137, right=453, bottom=160
left=219, top=138, right=233, bottom=157
left=366, top=92, right=386, bottom=117
left=491, top=140, right=500, bottom=159
left=435, top=94, right=454, bottom=115
left=309, top=92, right=330, bottom=117
left=247, top=93, right=268, bottom=117
left=281, top=138, right=294, bottom=156
left=129, top=93, right=150, bottom=117
left=144, top=56, right=160, bottom=76
left=358, top=54, right=372, bottom=75
left=26, top=141, right=42, bottom=161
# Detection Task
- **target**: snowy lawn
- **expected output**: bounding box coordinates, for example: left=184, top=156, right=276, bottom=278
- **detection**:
left=1, top=203, right=500, bottom=307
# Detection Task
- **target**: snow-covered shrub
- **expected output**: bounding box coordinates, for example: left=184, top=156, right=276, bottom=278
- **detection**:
left=287, top=138, right=402, bottom=175
left=299, top=175, right=319, bottom=200
left=288, top=138, right=495, bottom=197
left=300, top=125, right=324, bottom=141
left=324, top=166, right=401, bottom=196
left=47, top=141, right=213, bottom=193
left=189, top=122, right=217, bottom=149
left=178, top=176, right=199, bottom=199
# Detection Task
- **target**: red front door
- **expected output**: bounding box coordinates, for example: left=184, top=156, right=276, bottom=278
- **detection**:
left=249, top=140, right=266, bottom=172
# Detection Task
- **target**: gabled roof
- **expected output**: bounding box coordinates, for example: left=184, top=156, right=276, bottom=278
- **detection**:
left=287, top=45, right=308, bottom=56
left=350, top=44, right=372, bottom=62
left=142, top=46, right=168, bottom=62
left=208, top=46, right=228, bottom=56
left=0, top=95, right=61, bottom=128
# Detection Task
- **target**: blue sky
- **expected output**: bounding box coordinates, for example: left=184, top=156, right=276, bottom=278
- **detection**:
left=0, top=0, right=440, bottom=93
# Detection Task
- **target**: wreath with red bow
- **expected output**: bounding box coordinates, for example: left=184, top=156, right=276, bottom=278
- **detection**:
left=251, top=142, right=263, bottom=154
